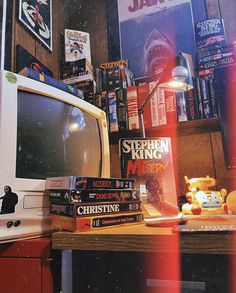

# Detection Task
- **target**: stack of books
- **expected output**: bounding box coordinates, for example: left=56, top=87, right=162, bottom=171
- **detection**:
left=45, top=176, right=143, bottom=232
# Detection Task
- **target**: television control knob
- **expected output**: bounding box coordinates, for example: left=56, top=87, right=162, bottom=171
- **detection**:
left=6, top=221, right=14, bottom=228
left=14, top=220, right=21, bottom=227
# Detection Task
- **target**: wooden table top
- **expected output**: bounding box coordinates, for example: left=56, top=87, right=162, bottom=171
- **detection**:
left=52, top=222, right=236, bottom=255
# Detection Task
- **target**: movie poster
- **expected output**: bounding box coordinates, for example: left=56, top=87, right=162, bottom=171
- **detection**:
left=117, top=0, right=196, bottom=81
left=19, top=0, right=52, bottom=51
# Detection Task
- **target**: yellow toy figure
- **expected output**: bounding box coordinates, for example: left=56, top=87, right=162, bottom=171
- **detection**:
left=181, top=175, right=227, bottom=215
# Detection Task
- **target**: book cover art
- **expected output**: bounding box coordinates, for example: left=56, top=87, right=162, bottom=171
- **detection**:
left=64, top=29, right=91, bottom=62
left=195, top=18, right=226, bottom=51
left=119, top=137, right=178, bottom=216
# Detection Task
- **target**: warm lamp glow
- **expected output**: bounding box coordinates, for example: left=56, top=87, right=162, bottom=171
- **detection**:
left=167, top=80, right=185, bottom=88
left=139, top=53, right=193, bottom=137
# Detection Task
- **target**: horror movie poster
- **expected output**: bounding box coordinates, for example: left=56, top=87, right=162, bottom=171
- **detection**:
left=117, top=0, right=196, bottom=81
left=19, top=0, right=52, bottom=51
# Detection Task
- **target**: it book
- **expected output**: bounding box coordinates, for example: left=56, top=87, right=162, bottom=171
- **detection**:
left=119, top=137, right=178, bottom=217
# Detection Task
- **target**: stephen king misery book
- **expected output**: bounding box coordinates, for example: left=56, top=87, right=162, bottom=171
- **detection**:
left=119, top=137, right=178, bottom=217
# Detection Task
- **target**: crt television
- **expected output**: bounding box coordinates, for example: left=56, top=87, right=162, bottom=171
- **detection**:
left=0, top=70, right=110, bottom=243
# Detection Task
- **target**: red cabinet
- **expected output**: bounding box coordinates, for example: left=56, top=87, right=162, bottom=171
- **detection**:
left=0, top=237, right=53, bottom=293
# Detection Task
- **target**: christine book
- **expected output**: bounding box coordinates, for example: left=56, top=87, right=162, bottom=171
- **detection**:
left=119, top=137, right=178, bottom=217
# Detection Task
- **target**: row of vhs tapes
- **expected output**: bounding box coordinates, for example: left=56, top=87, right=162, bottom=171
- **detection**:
left=45, top=176, right=144, bottom=232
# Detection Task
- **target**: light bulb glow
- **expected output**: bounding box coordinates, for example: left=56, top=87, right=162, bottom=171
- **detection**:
left=168, top=80, right=185, bottom=88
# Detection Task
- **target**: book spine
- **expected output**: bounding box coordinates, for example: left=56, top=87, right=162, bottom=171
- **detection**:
left=62, top=73, right=94, bottom=84
left=184, top=88, right=198, bottom=121
left=116, top=88, right=128, bottom=131
left=157, top=88, right=167, bottom=125
left=126, top=86, right=139, bottom=130
left=164, top=91, right=177, bottom=125
left=199, top=78, right=212, bottom=119
left=50, top=203, right=74, bottom=217
left=108, top=90, right=119, bottom=132
left=76, top=212, right=143, bottom=232
left=176, top=91, right=188, bottom=122
left=48, top=189, right=140, bottom=203
left=208, top=77, right=218, bottom=118
left=51, top=212, right=143, bottom=232
left=198, top=55, right=236, bottom=70
left=197, top=43, right=236, bottom=59
left=136, top=83, right=152, bottom=129
left=61, top=65, right=93, bottom=80
left=45, top=176, right=135, bottom=190
left=197, top=50, right=235, bottom=66
left=148, top=82, right=159, bottom=127
left=50, top=201, right=141, bottom=217
left=74, top=201, right=141, bottom=217
left=20, top=68, right=84, bottom=99
left=195, top=77, right=204, bottom=119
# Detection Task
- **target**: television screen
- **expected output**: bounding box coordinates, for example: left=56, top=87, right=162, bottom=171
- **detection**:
left=16, top=90, right=102, bottom=179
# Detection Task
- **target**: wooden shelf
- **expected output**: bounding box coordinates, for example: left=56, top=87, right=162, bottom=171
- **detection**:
left=109, top=118, right=221, bottom=144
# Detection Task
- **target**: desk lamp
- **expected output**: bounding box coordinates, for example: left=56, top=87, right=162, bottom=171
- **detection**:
left=138, top=53, right=193, bottom=137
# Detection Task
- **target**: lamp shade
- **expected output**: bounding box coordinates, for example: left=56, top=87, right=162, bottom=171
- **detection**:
left=158, top=54, right=193, bottom=91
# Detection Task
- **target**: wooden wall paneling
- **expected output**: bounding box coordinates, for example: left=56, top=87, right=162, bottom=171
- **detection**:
left=205, top=0, right=221, bottom=18
left=109, top=144, right=121, bottom=178
left=218, top=0, right=236, bottom=44
left=68, top=0, right=109, bottom=69
left=35, top=0, right=68, bottom=79
left=211, top=131, right=236, bottom=192
left=175, top=133, right=216, bottom=195
left=13, top=0, right=36, bottom=71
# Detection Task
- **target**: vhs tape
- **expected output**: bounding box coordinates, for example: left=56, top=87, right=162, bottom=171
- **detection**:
left=47, top=189, right=140, bottom=204
left=45, top=176, right=135, bottom=190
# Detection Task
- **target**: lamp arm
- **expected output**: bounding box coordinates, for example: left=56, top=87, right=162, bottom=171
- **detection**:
left=138, top=80, right=161, bottom=138
left=139, top=80, right=161, bottom=114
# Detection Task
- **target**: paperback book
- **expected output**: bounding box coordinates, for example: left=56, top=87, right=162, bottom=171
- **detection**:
left=119, top=137, right=178, bottom=217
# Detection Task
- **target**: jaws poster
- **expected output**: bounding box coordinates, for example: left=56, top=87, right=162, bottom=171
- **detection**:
left=117, top=0, right=196, bottom=81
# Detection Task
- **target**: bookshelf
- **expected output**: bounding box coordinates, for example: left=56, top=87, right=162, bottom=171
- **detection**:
left=109, top=117, right=220, bottom=144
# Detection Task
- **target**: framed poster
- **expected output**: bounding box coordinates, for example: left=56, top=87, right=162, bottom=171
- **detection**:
left=16, top=44, right=53, bottom=76
left=18, top=0, right=52, bottom=51
left=117, top=0, right=197, bottom=82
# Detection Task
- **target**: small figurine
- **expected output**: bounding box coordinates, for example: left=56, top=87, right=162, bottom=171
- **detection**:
left=145, top=174, right=163, bottom=207
left=181, top=175, right=227, bottom=215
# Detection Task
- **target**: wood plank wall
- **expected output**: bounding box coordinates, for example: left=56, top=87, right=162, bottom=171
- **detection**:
left=12, top=0, right=69, bottom=79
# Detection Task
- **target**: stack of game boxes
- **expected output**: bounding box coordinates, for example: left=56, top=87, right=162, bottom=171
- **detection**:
left=45, top=176, right=143, bottom=232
